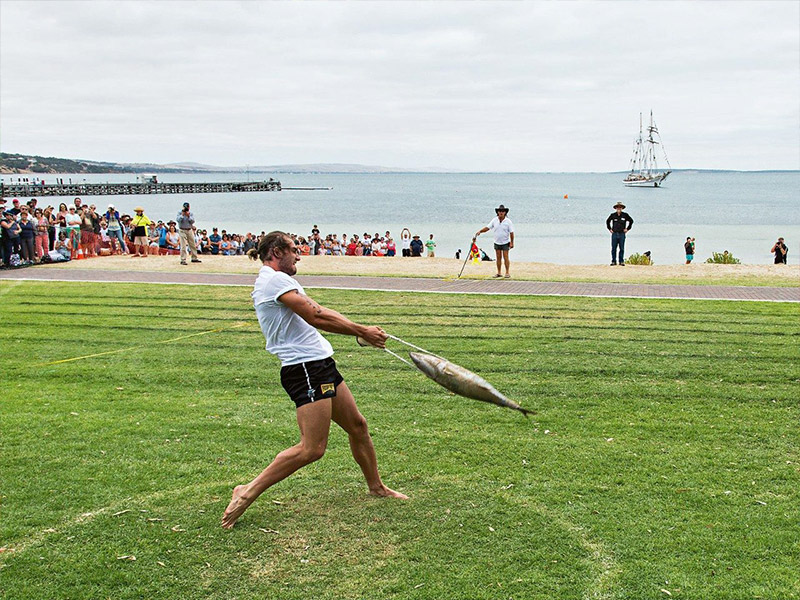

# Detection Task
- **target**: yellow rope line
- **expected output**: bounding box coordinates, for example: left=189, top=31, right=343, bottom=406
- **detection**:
left=38, top=322, right=250, bottom=366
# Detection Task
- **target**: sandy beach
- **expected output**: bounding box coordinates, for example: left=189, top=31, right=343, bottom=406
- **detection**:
left=39, top=254, right=799, bottom=287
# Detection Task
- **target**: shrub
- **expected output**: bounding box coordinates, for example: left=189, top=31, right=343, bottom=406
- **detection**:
left=706, top=251, right=741, bottom=264
left=626, top=252, right=652, bottom=265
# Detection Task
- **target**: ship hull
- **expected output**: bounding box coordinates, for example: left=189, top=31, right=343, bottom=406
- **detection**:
left=623, top=171, right=671, bottom=187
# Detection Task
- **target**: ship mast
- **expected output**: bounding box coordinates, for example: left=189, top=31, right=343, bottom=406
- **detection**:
left=629, top=112, right=644, bottom=174
left=624, top=110, right=672, bottom=186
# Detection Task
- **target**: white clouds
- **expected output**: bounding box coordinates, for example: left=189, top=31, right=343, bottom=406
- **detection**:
left=1, top=0, right=797, bottom=170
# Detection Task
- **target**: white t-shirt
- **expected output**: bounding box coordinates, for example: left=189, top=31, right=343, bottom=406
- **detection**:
left=252, top=266, right=334, bottom=366
left=487, top=216, right=514, bottom=245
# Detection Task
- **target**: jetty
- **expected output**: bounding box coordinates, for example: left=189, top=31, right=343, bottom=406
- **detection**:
left=1, top=179, right=282, bottom=198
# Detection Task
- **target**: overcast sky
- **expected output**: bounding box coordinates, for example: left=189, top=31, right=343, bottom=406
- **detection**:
left=1, top=1, right=798, bottom=171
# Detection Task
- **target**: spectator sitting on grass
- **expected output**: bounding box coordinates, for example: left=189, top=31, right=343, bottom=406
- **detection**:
left=55, top=231, right=71, bottom=260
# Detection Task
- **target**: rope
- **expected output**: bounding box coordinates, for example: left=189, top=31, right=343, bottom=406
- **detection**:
left=386, top=334, right=447, bottom=361
left=383, top=347, right=415, bottom=367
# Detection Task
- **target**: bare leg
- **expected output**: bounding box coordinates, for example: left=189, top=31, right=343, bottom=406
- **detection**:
left=331, top=382, right=408, bottom=499
left=503, top=250, right=510, bottom=276
left=221, top=399, right=333, bottom=529
left=495, top=249, right=502, bottom=276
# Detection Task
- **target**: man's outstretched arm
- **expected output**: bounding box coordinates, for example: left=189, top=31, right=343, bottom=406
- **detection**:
left=279, top=290, right=387, bottom=347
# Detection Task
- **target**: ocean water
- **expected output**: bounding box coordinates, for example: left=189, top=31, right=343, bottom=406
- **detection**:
left=5, top=171, right=798, bottom=265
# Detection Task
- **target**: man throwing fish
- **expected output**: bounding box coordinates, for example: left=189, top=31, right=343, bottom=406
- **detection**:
left=475, top=204, right=514, bottom=278
left=222, top=231, right=407, bottom=529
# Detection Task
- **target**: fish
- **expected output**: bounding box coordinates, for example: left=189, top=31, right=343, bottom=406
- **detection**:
left=409, top=352, right=533, bottom=417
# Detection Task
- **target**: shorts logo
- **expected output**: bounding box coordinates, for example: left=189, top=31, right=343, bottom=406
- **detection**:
left=320, top=383, right=335, bottom=395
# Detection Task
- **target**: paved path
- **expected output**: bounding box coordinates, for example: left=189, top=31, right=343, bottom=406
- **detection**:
left=2, top=267, right=798, bottom=302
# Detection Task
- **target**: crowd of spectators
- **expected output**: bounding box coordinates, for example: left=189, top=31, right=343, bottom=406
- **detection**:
left=1, top=198, right=436, bottom=268
left=289, top=226, right=435, bottom=257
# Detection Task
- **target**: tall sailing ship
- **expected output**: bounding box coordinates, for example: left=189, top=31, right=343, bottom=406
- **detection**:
left=624, top=111, right=672, bottom=187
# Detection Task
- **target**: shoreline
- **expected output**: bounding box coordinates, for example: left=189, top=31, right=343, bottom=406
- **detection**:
left=35, top=254, right=799, bottom=287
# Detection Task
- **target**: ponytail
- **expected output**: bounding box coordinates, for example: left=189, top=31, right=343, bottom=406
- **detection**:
left=249, top=231, right=292, bottom=263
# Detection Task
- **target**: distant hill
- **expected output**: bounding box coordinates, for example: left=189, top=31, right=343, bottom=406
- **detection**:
left=2, top=153, right=795, bottom=175
left=0, top=153, right=456, bottom=174
left=0, top=153, right=202, bottom=175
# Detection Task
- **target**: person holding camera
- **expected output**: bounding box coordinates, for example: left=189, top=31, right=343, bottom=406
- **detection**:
left=684, top=237, right=695, bottom=264
left=176, top=202, right=201, bottom=265
left=771, top=237, right=788, bottom=264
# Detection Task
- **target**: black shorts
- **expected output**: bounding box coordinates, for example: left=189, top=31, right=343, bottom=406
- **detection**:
left=494, top=242, right=510, bottom=251
left=280, top=357, right=344, bottom=409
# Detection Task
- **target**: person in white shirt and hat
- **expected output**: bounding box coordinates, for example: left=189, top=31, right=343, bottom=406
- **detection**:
left=475, top=204, right=515, bottom=278
left=222, top=231, right=407, bottom=529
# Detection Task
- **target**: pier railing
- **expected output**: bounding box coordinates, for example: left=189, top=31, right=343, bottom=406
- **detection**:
left=1, top=180, right=281, bottom=198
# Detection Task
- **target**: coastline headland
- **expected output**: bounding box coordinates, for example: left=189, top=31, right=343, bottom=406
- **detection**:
left=1, top=179, right=282, bottom=198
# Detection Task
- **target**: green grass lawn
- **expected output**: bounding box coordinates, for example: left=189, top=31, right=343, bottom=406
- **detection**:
left=1, top=280, right=798, bottom=599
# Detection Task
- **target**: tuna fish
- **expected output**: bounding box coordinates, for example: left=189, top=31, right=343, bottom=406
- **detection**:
left=409, top=352, right=533, bottom=417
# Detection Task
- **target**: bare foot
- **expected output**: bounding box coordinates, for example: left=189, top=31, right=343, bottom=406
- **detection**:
left=369, top=485, right=409, bottom=500
left=221, top=485, right=251, bottom=529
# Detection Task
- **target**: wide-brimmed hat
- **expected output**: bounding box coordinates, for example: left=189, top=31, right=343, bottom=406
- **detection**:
left=495, top=204, right=509, bottom=214
left=134, top=206, right=144, bottom=212
left=613, top=202, right=626, bottom=209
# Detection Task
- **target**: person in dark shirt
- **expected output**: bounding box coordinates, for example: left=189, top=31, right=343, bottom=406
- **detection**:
left=410, top=235, right=424, bottom=257
left=18, top=212, right=37, bottom=263
left=684, top=237, right=695, bottom=264
left=1, top=211, right=22, bottom=266
left=606, top=202, right=634, bottom=266
left=8, top=198, right=21, bottom=217
left=242, top=232, right=257, bottom=253
left=771, top=238, right=788, bottom=264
